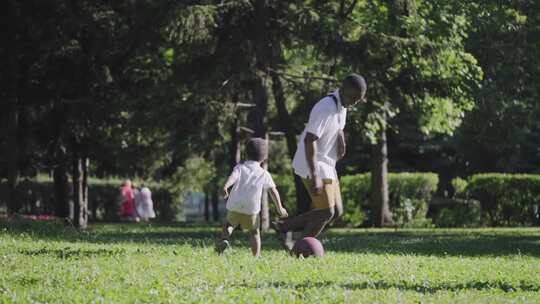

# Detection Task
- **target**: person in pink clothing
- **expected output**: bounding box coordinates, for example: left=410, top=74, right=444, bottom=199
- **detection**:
left=119, top=179, right=136, bottom=220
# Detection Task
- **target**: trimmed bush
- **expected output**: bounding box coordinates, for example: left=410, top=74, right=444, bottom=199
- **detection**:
left=467, top=173, right=540, bottom=226
left=430, top=198, right=482, bottom=228
left=340, top=172, right=438, bottom=227
left=451, top=177, right=468, bottom=199
left=340, top=174, right=370, bottom=226
left=426, top=177, right=482, bottom=227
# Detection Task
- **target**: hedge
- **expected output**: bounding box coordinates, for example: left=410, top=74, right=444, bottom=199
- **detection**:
left=429, top=198, right=482, bottom=228
left=5, top=172, right=540, bottom=227
left=340, top=172, right=439, bottom=227
left=467, top=173, right=540, bottom=226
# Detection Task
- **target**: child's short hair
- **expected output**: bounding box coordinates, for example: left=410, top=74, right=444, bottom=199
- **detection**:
left=246, top=138, right=267, bottom=162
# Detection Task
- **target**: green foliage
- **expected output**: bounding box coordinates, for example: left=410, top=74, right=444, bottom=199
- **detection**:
left=467, top=173, right=540, bottom=226
left=453, top=0, right=540, bottom=173
left=333, top=1, right=484, bottom=142
left=340, top=172, right=438, bottom=227
left=428, top=177, right=482, bottom=228
left=1, top=223, right=540, bottom=303
left=340, top=174, right=371, bottom=226
left=165, top=157, right=216, bottom=204
left=4, top=0, right=540, bottom=227
left=166, top=5, right=219, bottom=46
left=451, top=177, right=468, bottom=199
left=273, top=174, right=297, bottom=216
left=431, top=198, right=482, bottom=228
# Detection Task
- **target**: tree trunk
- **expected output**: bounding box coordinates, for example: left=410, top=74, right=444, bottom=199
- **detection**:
left=83, top=157, right=89, bottom=221
left=72, top=143, right=88, bottom=229
left=53, top=147, right=70, bottom=218
left=258, top=134, right=271, bottom=230
left=370, top=126, right=394, bottom=227
left=252, top=0, right=270, bottom=138
left=368, top=0, right=415, bottom=227
left=252, top=0, right=271, bottom=231
left=5, top=0, right=20, bottom=214
left=270, top=72, right=311, bottom=215
left=230, top=116, right=241, bottom=169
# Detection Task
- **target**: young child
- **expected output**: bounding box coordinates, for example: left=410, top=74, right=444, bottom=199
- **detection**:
left=216, top=138, right=288, bottom=257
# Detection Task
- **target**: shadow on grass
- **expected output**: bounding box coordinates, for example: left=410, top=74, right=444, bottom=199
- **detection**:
left=235, top=279, right=540, bottom=293
left=19, top=247, right=127, bottom=259
left=2, top=220, right=540, bottom=257
left=320, top=230, right=540, bottom=257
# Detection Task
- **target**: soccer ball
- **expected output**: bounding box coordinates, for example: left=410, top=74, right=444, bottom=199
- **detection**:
left=292, top=237, right=324, bottom=258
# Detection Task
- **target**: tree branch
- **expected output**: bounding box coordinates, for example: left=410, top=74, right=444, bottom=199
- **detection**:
left=345, top=0, right=359, bottom=18
left=268, top=68, right=338, bottom=83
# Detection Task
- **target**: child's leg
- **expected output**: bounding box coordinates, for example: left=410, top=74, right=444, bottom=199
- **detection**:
left=249, top=228, right=261, bottom=257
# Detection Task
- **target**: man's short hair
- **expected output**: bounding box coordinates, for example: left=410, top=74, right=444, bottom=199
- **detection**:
left=343, top=74, right=367, bottom=94
left=246, top=138, right=267, bottom=162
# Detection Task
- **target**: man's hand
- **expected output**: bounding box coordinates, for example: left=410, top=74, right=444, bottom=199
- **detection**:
left=312, top=175, right=324, bottom=195
left=221, top=187, right=230, bottom=199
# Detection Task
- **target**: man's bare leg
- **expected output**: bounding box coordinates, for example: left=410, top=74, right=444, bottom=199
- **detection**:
left=272, top=208, right=334, bottom=250
left=302, top=208, right=335, bottom=237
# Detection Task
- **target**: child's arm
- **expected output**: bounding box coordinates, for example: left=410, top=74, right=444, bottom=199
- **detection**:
left=268, top=187, right=288, bottom=218
left=222, top=167, right=240, bottom=199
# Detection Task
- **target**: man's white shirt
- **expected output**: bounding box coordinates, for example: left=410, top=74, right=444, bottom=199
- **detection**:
left=292, top=90, right=347, bottom=180
left=226, top=160, right=276, bottom=215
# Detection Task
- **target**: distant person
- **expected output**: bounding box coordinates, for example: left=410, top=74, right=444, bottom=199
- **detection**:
left=119, top=179, right=136, bottom=221
left=216, top=138, right=288, bottom=257
left=132, top=183, right=141, bottom=222
left=272, top=74, right=367, bottom=251
left=135, top=184, right=156, bottom=222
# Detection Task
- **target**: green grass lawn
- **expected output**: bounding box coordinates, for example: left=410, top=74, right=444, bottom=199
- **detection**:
left=1, top=221, right=539, bottom=303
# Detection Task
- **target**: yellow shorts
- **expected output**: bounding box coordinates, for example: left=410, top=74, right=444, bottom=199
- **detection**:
left=302, top=178, right=342, bottom=210
left=226, top=210, right=260, bottom=231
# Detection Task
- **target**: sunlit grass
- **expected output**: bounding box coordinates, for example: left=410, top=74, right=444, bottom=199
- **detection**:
left=1, top=221, right=539, bottom=303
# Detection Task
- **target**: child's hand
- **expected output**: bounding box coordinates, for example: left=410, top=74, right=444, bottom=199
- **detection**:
left=279, top=207, right=288, bottom=218
left=221, top=187, right=229, bottom=199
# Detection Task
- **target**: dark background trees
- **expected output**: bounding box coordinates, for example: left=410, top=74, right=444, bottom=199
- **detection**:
left=1, top=0, right=539, bottom=228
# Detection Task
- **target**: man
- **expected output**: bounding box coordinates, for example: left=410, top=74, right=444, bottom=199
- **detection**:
left=272, top=74, right=367, bottom=250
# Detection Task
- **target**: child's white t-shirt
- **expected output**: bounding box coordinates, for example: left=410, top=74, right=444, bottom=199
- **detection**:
left=226, top=160, right=276, bottom=215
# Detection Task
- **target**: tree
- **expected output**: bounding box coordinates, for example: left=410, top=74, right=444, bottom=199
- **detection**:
left=451, top=0, right=540, bottom=174
left=257, top=1, right=481, bottom=227
left=0, top=0, right=178, bottom=226
left=2, top=1, right=21, bottom=213
left=332, top=0, right=482, bottom=226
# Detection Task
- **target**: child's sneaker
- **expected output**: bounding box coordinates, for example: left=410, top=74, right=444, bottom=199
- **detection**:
left=215, top=239, right=230, bottom=254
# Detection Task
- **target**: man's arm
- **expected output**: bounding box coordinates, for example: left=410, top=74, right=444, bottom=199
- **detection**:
left=305, top=132, right=323, bottom=195
left=337, top=129, right=346, bottom=160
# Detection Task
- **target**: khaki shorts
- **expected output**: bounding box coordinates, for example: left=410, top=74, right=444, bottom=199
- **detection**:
left=226, top=210, right=260, bottom=231
left=302, top=178, right=342, bottom=210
